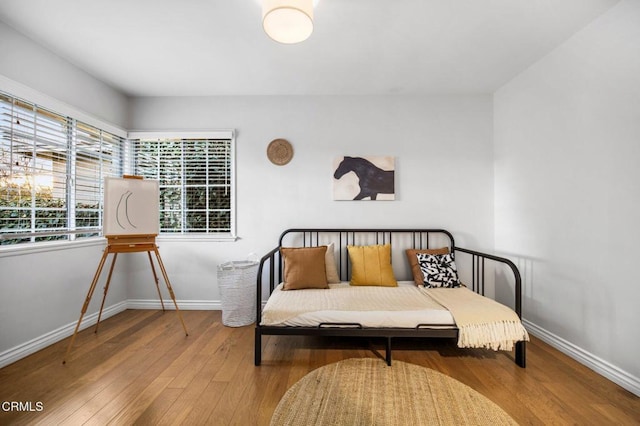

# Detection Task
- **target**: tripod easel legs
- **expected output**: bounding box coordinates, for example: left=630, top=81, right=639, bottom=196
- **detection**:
left=63, top=243, right=188, bottom=364
left=63, top=249, right=110, bottom=364
left=148, top=251, right=165, bottom=312
left=95, top=253, right=118, bottom=334
left=153, top=246, right=188, bottom=336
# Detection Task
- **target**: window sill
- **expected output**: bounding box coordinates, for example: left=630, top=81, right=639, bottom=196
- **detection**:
left=0, top=233, right=238, bottom=258
left=156, top=234, right=239, bottom=243
left=0, top=237, right=106, bottom=258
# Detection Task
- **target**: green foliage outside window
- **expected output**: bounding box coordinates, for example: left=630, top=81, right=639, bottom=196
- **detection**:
left=0, top=182, right=100, bottom=245
left=135, top=138, right=232, bottom=234
left=0, top=182, right=65, bottom=245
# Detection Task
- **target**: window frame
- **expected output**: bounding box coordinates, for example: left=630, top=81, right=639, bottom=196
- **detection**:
left=128, top=130, right=237, bottom=242
left=0, top=90, right=126, bottom=251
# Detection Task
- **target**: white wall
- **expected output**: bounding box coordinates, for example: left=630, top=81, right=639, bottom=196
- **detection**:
left=0, top=21, right=130, bottom=364
left=0, top=241, right=128, bottom=363
left=127, top=95, right=495, bottom=302
left=494, top=0, right=640, bottom=393
left=0, top=21, right=128, bottom=129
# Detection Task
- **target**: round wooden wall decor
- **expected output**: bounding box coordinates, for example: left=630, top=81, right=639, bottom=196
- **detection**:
left=267, top=139, right=294, bottom=166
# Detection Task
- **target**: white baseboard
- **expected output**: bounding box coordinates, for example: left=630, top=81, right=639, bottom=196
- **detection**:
left=523, top=319, right=640, bottom=397
left=126, top=298, right=267, bottom=310
left=0, top=301, right=128, bottom=369
left=126, top=299, right=222, bottom=310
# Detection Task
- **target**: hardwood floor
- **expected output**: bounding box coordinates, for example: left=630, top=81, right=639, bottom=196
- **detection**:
left=0, top=310, right=638, bottom=425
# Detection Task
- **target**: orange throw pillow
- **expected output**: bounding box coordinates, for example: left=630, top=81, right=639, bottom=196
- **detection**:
left=281, top=246, right=329, bottom=290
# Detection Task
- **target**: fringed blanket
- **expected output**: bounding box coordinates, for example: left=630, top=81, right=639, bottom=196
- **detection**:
left=423, top=287, right=529, bottom=351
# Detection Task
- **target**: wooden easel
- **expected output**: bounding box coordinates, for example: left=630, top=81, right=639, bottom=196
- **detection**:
left=63, top=234, right=189, bottom=363
left=63, top=175, right=189, bottom=363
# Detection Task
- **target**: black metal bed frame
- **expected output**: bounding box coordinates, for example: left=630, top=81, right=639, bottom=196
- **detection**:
left=255, top=228, right=526, bottom=368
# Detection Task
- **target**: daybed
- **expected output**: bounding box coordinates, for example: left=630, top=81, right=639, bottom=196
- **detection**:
left=255, top=228, right=528, bottom=367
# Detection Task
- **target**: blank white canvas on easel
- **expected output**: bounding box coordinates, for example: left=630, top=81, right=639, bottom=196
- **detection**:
left=103, top=177, right=159, bottom=236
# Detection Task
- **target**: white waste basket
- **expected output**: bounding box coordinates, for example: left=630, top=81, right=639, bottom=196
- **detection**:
left=217, top=261, right=259, bottom=327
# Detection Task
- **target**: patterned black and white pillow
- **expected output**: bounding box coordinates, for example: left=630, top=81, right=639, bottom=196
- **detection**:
left=416, top=253, right=461, bottom=288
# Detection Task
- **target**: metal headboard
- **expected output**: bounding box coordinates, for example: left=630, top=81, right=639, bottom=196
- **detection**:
left=278, top=228, right=455, bottom=282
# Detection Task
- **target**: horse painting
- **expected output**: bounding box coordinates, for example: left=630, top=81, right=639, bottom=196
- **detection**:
left=333, top=156, right=395, bottom=200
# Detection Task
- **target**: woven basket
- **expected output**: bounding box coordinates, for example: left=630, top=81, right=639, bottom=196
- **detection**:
left=217, top=261, right=259, bottom=327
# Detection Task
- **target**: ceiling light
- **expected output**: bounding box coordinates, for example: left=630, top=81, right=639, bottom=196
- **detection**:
left=263, top=0, right=314, bottom=44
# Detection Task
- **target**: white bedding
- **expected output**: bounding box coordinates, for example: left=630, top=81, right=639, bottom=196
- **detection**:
left=261, top=281, right=455, bottom=328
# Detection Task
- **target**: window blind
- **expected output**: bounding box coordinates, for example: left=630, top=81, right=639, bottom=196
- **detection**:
left=132, top=137, right=233, bottom=235
left=0, top=91, right=124, bottom=245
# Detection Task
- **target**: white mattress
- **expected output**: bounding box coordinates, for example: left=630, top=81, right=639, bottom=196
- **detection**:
left=261, top=281, right=455, bottom=328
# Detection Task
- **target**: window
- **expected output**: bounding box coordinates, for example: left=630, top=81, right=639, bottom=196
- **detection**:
left=0, top=91, right=124, bottom=245
left=130, top=132, right=235, bottom=236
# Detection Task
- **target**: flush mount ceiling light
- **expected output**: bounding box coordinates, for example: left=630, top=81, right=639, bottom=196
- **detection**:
left=263, top=0, right=314, bottom=44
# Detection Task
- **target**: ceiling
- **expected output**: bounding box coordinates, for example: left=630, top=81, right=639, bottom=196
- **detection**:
left=0, top=0, right=618, bottom=97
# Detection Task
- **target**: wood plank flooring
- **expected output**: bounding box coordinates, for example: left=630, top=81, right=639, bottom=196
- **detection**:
left=0, top=310, right=638, bottom=425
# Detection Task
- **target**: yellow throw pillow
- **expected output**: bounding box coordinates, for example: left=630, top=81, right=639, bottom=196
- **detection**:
left=405, top=247, right=450, bottom=285
left=347, top=244, right=397, bottom=287
left=281, top=246, right=329, bottom=290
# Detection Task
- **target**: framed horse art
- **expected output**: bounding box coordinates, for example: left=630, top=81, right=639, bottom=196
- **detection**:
left=333, top=156, right=395, bottom=200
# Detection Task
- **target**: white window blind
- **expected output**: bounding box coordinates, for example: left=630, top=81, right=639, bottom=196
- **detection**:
left=132, top=136, right=234, bottom=235
left=0, top=91, right=124, bottom=245
left=74, top=121, right=122, bottom=236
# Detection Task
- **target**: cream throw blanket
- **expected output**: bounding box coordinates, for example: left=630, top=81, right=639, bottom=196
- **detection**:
left=423, top=287, right=529, bottom=351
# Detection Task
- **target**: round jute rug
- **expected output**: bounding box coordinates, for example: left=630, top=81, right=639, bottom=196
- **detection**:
left=271, top=358, right=517, bottom=426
